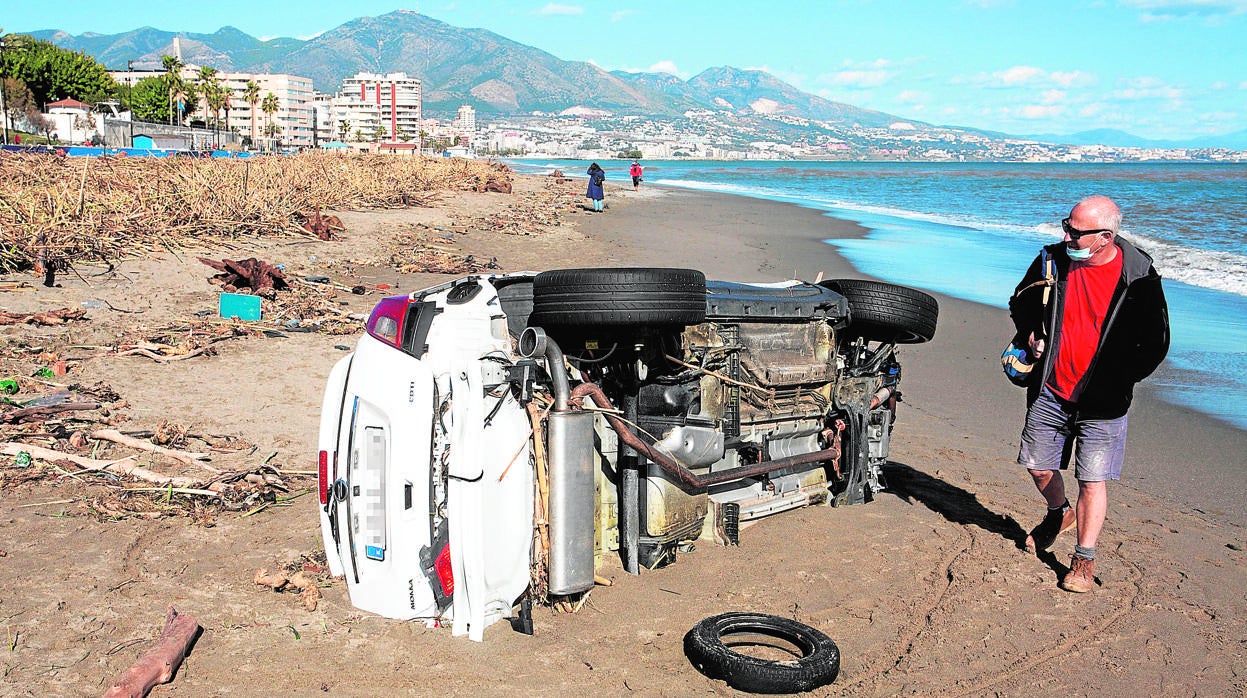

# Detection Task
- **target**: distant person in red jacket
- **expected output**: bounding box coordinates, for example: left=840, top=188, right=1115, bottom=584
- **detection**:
left=629, top=160, right=643, bottom=191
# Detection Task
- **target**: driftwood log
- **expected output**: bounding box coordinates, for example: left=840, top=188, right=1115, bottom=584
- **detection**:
left=90, top=429, right=217, bottom=471
left=1, top=401, right=99, bottom=424
left=102, top=606, right=200, bottom=698
left=0, top=308, right=88, bottom=326
left=0, top=442, right=198, bottom=488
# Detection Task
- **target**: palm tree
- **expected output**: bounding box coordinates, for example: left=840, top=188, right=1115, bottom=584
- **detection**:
left=195, top=66, right=219, bottom=128
left=243, top=80, right=260, bottom=144
left=221, top=90, right=232, bottom=133
left=177, top=83, right=197, bottom=127
left=206, top=86, right=228, bottom=146
left=161, top=55, right=184, bottom=126
left=337, top=119, right=350, bottom=142
left=261, top=92, right=279, bottom=143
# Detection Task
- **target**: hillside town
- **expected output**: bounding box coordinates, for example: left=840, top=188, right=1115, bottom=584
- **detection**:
left=1, top=36, right=1244, bottom=162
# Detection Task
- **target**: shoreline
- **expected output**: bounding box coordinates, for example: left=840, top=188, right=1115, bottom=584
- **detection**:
left=1, top=170, right=1243, bottom=695
left=580, top=181, right=1247, bottom=527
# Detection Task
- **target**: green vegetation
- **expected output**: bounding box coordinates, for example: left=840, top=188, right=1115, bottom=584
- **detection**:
left=261, top=92, right=279, bottom=138
left=128, top=76, right=170, bottom=122
left=0, top=33, right=117, bottom=107
left=242, top=80, right=260, bottom=142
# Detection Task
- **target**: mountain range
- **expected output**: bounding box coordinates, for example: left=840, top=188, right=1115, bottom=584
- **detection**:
left=26, top=10, right=926, bottom=131
left=27, top=10, right=1245, bottom=150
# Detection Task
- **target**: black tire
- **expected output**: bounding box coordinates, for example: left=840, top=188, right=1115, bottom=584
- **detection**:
left=821, top=279, right=938, bottom=344
left=530, top=267, right=706, bottom=327
left=683, top=612, right=840, bottom=694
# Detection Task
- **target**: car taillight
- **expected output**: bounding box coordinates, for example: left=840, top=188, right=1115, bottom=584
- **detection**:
left=433, top=544, right=454, bottom=596
left=318, top=450, right=330, bottom=504
left=366, top=295, right=410, bottom=348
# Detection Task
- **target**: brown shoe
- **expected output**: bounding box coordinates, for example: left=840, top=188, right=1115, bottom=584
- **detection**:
left=1061, top=554, right=1096, bottom=593
left=1024, top=504, right=1076, bottom=553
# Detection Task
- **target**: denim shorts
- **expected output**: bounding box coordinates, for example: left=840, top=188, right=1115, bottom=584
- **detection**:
left=1017, top=386, right=1128, bottom=482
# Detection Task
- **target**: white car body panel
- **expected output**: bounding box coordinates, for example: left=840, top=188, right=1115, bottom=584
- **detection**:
left=320, top=277, right=534, bottom=638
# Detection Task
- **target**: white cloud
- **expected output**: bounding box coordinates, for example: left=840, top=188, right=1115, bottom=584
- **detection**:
left=1120, top=0, right=1247, bottom=21
left=827, top=70, right=891, bottom=88
left=1020, top=105, right=1064, bottom=119
left=1113, top=76, right=1183, bottom=99
left=816, top=88, right=874, bottom=103
left=962, top=66, right=1095, bottom=89
left=1041, top=89, right=1066, bottom=104
left=998, top=66, right=1045, bottom=85
left=647, top=60, right=681, bottom=76
left=1114, top=87, right=1183, bottom=99
left=1049, top=71, right=1092, bottom=88
left=537, top=3, right=583, bottom=16
left=610, top=10, right=635, bottom=21
left=896, top=90, right=928, bottom=104
left=1079, top=104, right=1103, bottom=117
left=841, top=58, right=894, bottom=69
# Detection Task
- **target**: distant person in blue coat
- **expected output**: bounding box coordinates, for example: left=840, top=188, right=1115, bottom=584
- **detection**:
left=586, top=162, right=606, bottom=212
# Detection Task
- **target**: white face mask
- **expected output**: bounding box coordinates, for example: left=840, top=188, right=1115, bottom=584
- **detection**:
left=1067, top=234, right=1105, bottom=261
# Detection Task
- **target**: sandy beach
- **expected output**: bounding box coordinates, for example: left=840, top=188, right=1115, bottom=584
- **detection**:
left=0, top=171, right=1244, bottom=696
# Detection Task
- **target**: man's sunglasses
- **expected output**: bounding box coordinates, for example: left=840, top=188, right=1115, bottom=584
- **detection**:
left=1061, top=217, right=1113, bottom=240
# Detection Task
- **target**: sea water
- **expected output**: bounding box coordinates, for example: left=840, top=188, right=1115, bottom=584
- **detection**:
left=511, top=159, right=1247, bottom=432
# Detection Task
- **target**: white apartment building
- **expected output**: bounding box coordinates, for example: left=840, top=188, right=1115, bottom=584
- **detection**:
left=314, top=92, right=384, bottom=143
left=339, top=72, right=422, bottom=141
left=218, top=72, right=315, bottom=148
left=453, top=105, right=476, bottom=145
left=109, top=67, right=316, bottom=148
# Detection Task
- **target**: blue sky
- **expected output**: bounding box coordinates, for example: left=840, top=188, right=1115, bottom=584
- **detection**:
left=4, top=1, right=1246, bottom=139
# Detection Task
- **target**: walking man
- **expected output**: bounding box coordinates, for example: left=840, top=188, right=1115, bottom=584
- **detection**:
left=629, top=160, right=643, bottom=191
left=1010, top=195, right=1169, bottom=592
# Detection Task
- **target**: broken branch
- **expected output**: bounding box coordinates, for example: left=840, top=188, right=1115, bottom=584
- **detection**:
left=102, top=606, right=200, bottom=698
left=89, top=429, right=218, bottom=471
left=0, top=442, right=198, bottom=488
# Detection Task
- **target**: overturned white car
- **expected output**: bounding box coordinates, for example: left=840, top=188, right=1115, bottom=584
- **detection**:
left=317, top=268, right=937, bottom=640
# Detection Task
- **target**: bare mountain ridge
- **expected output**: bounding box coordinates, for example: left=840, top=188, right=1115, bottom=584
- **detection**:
left=29, top=10, right=910, bottom=127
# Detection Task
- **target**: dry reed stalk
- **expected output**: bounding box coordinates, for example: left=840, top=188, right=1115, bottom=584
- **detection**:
left=0, top=152, right=513, bottom=273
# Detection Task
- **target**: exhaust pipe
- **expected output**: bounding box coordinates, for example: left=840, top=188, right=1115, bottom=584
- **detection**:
left=520, top=328, right=594, bottom=595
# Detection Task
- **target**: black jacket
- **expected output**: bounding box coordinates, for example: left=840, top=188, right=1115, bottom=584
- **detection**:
left=1009, top=237, right=1170, bottom=419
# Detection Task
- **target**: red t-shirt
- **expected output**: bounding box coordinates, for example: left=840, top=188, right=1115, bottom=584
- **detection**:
left=1048, top=246, right=1123, bottom=401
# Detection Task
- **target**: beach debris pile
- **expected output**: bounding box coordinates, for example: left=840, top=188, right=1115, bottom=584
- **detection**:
left=253, top=552, right=330, bottom=612
left=382, top=176, right=581, bottom=274
left=113, top=321, right=259, bottom=363
left=480, top=175, right=582, bottom=234
left=388, top=222, right=499, bottom=275
left=0, top=151, right=514, bottom=278
left=0, top=374, right=307, bottom=523
left=264, top=282, right=364, bottom=335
